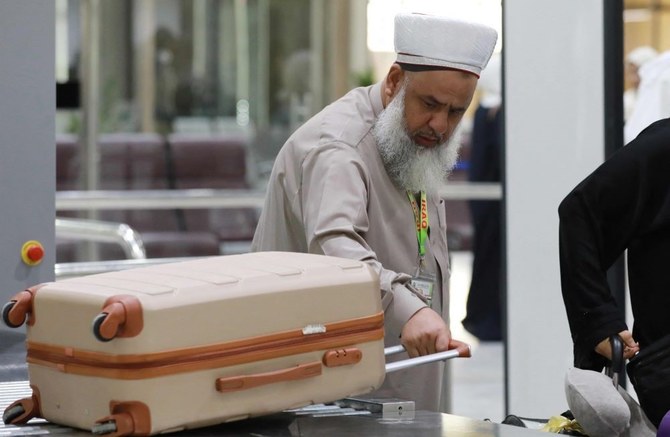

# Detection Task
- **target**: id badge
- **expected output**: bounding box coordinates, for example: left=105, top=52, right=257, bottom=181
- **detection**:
left=411, top=268, right=436, bottom=308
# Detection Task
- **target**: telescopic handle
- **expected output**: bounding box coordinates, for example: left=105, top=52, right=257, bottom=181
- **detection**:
left=384, top=340, right=471, bottom=374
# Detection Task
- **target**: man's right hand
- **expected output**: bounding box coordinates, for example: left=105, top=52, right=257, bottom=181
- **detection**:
left=400, top=307, right=451, bottom=358
left=595, top=330, right=639, bottom=360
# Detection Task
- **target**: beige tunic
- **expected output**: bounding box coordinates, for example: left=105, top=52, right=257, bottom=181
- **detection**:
left=251, top=82, right=451, bottom=411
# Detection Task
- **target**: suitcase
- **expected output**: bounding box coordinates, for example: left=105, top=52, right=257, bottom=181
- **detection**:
left=2, top=251, right=470, bottom=436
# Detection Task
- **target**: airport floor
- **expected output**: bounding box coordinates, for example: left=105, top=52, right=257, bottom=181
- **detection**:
left=448, top=251, right=506, bottom=423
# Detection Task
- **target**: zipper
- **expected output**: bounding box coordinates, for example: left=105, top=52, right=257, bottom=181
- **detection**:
left=26, top=312, right=384, bottom=380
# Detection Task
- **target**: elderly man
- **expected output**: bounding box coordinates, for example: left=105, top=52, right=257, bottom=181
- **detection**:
left=252, top=13, right=497, bottom=410
left=625, top=49, right=670, bottom=144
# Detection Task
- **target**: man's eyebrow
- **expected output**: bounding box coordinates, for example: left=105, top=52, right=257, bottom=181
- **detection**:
left=423, top=96, right=442, bottom=104
left=422, top=95, right=467, bottom=112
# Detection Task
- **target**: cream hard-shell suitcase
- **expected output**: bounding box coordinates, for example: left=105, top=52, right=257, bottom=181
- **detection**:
left=1, top=252, right=388, bottom=436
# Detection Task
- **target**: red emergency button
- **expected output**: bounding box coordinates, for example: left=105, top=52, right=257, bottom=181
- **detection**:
left=21, top=240, right=45, bottom=266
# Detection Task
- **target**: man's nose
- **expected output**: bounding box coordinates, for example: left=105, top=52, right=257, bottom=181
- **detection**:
left=428, top=112, right=450, bottom=139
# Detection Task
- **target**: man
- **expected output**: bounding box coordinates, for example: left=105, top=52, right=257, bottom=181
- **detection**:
left=625, top=49, right=670, bottom=144
left=252, top=13, right=497, bottom=410
left=623, top=46, right=657, bottom=122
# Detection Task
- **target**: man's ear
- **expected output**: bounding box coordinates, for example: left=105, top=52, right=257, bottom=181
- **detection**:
left=383, top=64, right=405, bottom=103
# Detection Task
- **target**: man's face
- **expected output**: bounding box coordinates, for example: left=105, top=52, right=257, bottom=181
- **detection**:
left=396, top=69, right=478, bottom=148
left=625, top=62, right=641, bottom=89
left=373, top=68, right=477, bottom=194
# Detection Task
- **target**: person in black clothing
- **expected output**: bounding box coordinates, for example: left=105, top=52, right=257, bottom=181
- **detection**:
left=559, top=117, right=670, bottom=371
left=462, top=54, right=503, bottom=341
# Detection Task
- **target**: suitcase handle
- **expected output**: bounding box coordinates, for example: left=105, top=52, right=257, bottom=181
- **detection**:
left=607, top=335, right=624, bottom=387
left=216, top=361, right=323, bottom=393
left=384, top=340, right=471, bottom=374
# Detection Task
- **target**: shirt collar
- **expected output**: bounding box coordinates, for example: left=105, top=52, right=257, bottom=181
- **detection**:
left=370, top=81, right=384, bottom=118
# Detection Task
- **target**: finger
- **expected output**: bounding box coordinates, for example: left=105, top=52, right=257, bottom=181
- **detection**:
left=618, top=330, right=639, bottom=349
left=402, top=341, right=420, bottom=358
left=623, top=348, right=637, bottom=360
left=447, top=338, right=472, bottom=357
left=425, top=336, right=437, bottom=355
left=434, top=333, right=451, bottom=352
left=416, top=338, right=430, bottom=356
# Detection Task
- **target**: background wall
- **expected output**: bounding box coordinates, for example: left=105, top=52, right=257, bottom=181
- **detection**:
left=504, top=0, right=607, bottom=416
left=0, top=1, right=55, bottom=331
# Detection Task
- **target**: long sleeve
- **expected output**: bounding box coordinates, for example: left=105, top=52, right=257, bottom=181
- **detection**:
left=300, top=141, right=427, bottom=338
left=559, top=118, right=670, bottom=370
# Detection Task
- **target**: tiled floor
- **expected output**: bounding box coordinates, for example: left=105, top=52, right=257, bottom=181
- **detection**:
left=448, top=251, right=506, bottom=422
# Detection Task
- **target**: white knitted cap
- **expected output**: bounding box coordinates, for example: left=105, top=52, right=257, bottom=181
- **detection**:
left=394, top=13, right=498, bottom=77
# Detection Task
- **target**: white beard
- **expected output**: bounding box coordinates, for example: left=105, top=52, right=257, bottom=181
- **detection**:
left=372, top=85, right=463, bottom=194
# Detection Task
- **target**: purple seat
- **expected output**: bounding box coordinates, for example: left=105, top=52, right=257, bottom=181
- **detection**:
left=98, top=133, right=177, bottom=232
left=168, top=133, right=258, bottom=243
left=57, top=133, right=221, bottom=261
left=56, top=134, right=80, bottom=191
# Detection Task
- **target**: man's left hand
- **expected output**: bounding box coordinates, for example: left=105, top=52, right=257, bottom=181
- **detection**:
left=400, top=307, right=452, bottom=358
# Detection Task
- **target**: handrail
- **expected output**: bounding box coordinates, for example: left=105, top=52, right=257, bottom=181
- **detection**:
left=55, top=257, right=199, bottom=279
left=55, top=218, right=146, bottom=260
left=56, top=189, right=266, bottom=210
left=54, top=183, right=502, bottom=211
left=53, top=183, right=502, bottom=278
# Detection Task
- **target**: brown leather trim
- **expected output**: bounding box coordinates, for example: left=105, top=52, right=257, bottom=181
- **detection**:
left=30, top=385, right=42, bottom=419
left=26, top=285, right=45, bottom=326
left=26, top=312, right=384, bottom=380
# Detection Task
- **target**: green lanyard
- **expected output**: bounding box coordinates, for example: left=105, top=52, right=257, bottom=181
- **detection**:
left=407, top=191, right=429, bottom=261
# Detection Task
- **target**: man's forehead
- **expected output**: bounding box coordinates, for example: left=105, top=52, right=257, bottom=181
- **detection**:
left=407, top=70, right=477, bottom=91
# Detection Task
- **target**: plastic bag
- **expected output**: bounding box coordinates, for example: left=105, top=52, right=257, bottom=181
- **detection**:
left=540, top=414, right=587, bottom=435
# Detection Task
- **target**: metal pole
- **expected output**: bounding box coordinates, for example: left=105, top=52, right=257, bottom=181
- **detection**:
left=133, top=0, right=156, bottom=132
left=310, top=0, right=325, bottom=113
left=235, top=0, right=250, bottom=115
left=80, top=0, right=101, bottom=261
left=80, top=0, right=100, bottom=194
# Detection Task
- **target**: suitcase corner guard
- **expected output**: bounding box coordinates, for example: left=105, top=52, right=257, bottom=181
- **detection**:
left=93, top=295, right=144, bottom=342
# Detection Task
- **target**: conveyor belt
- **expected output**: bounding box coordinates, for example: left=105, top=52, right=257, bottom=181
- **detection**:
left=1, top=380, right=550, bottom=436
left=0, top=330, right=546, bottom=435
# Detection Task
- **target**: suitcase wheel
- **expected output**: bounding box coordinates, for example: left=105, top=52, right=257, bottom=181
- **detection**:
left=94, top=402, right=150, bottom=436
left=2, top=301, right=23, bottom=328
left=2, top=404, right=25, bottom=424
left=2, top=291, right=35, bottom=328
left=92, top=420, right=117, bottom=435
left=92, top=296, right=144, bottom=342
left=2, top=288, right=38, bottom=328
left=92, top=313, right=115, bottom=342
left=2, top=394, right=40, bottom=425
